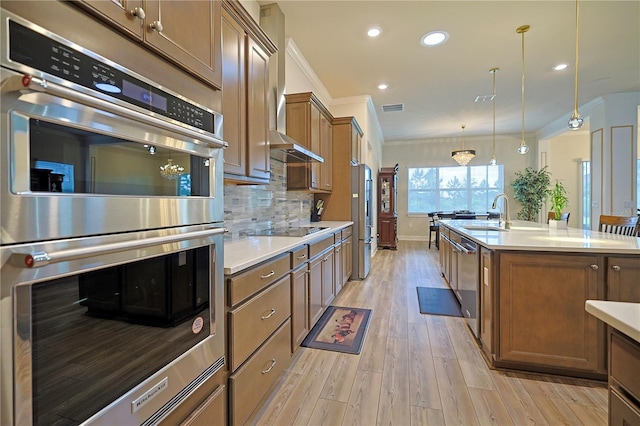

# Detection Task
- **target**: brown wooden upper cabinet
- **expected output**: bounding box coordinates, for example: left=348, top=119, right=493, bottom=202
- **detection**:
left=75, top=0, right=223, bottom=89
left=221, top=1, right=276, bottom=184
left=285, top=92, right=333, bottom=192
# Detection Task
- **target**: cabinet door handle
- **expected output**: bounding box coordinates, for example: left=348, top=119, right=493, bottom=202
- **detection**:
left=130, top=6, right=146, bottom=20
left=149, top=20, right=163, bottom=32
left=296, top=254, right=307, bottom=260
left=611, top=265, right=621, bottom=271
left=590, top=264, right=599, bottom=270
left=261, top=308, right=276, bottom=320
left=260, top=270, right=275, bottom=279
left=261, top=359, right=277, bottom=374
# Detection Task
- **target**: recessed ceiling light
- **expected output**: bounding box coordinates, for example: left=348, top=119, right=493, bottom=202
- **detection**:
left=553, top=63, right=568, bottom=71
left=420, top=31, right=449, bottom=46
left=367, top=27, right=382, bottom=38
left=378, top=84, right=388, bottom=90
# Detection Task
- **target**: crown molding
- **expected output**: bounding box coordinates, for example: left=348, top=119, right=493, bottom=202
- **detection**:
left=285, top=37, right=332, bottom=104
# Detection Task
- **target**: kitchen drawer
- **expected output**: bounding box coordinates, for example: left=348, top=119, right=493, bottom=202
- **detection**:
left=609, top=386, right=640, bottom=426
left=610, top=332, right=640, bottom=398
left=309, top=234, right=334, bottom=259
left=229, top=275, right=291, bottom=371
left=290, top=245, right=309, bottom=269
left=228, top=253, right=289, bottom=306
left=229, top=319, right=292, bottom=426
left=341, top=226, right=353, bottom=240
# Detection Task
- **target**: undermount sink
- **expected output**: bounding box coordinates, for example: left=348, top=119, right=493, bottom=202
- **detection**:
left=462, top=225, right=509, bottom=232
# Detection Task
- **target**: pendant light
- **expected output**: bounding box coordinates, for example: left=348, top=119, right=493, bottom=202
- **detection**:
left=489, top=68, right=499, bottom=165
left=516, top=25, right=530, bottom=155
left=452, top=124, right=475, bottom=166
left=568, top=0, right=584, bottom=129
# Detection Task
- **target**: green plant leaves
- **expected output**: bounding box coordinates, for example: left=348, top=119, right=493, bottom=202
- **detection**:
left=510, top=166, right=551, bottom=221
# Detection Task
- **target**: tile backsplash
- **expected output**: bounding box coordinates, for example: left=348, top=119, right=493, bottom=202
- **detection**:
left=223, top=160, right=313, bottom=240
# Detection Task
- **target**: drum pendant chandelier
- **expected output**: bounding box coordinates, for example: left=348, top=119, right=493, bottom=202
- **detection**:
left=452, top=124, right=475, bottom=166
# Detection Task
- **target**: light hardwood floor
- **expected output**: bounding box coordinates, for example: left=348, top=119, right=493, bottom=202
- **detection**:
left=251, top=241, right=608, bottom=425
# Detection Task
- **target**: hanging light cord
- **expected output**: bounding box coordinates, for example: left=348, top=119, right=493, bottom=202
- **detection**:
left=492, top=69, right=496, bottom=159
left=461, top=124, right=466, bottom=149
left=573, top=0, right=580, bottom=116
left=520, top=29, right=525, bottom=145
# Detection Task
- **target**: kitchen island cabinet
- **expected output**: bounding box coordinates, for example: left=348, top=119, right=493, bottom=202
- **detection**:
left=498, top=252, right=606, bottom=377
left=75, top=0, right=223, bottom=89
left=439, top=219, right=640, bottom=380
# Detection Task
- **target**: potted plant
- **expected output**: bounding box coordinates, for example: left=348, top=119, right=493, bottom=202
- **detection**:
left=548, top=179, right=569, bottom=229
left=510, top=166, right=551, bottom=222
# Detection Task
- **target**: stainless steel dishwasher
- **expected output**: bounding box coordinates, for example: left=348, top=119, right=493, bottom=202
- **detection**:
left=452, top=234, right=480, bottom=338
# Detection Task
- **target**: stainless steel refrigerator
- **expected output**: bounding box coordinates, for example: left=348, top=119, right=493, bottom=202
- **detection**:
left=351, top=164, right=373, bottom=279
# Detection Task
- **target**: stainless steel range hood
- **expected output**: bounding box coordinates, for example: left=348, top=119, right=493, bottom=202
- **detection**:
left=262, top=3, right=324, bottom=164
left=269, top=130, right=324, bottom=163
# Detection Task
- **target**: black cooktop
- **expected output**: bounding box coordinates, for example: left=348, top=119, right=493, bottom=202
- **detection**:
left=252, top=227, right=328, bottom=237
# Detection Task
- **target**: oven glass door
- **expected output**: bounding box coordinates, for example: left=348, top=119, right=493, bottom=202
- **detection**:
left=30, top=246, right=210, bottom=425
left=27, top=118, right=210, bottom=197
left=1, top=69, right=224, bottom=244
left=6, top=226, right=224, bottom=426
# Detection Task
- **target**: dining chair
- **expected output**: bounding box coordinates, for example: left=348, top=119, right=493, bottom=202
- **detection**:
left=547, top=212, right=570, bottom=225
left=428, top=212, right=440, bottom=249
left=598, top=214, right=639, bottom=236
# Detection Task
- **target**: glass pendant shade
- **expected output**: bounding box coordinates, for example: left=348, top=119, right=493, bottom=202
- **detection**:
left=568, top=113, right=584, bottom=129
left=517, top=144, right=529, bottom=154
left=489, top=156, right=497, bottom=166
left=452, top=124, right=475, bottom=166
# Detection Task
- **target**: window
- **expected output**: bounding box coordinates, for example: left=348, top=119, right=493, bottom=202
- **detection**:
left=582, top=160, right=591, bottom=230
left=408, top=165, right=504, bottom=214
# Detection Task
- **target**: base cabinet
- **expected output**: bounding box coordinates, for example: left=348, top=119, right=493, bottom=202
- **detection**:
left=291, top=264, right=309, bottom=352
left=229, top=320, right=291, bottom=425
left=158, top=365, right=227, bottom=426
left=497, top=252, right=606, bottom=377
left=607, top=256, right=640, bottom=302
left=609, top=330, right=640, bottom=425
left=480, top=247, right=494, bottom=359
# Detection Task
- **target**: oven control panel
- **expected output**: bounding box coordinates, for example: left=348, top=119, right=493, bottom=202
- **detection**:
left=7, top=19, right=215, bottom=133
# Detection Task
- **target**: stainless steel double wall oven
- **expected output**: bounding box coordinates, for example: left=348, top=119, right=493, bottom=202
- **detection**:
left=1, top=8, right=226, bottom=426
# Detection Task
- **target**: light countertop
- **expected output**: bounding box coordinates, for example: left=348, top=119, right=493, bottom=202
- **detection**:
left=440, top=219, right=640, bottom=254
left=224, top=221, right=353, bottom=275
left=585, top=300, right=640, bottom=343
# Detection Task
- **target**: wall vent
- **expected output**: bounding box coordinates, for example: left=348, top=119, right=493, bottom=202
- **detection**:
left=382, top=103, right=404, bottom=112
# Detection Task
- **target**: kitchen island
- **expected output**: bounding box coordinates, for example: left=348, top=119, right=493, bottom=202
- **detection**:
left=438, top=219, right=639, bottom=380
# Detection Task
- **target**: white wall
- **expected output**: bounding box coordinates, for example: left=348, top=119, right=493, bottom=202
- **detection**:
left=542, top=132, right=591, bottom=229
left=383, top=133, right=537, bottom=240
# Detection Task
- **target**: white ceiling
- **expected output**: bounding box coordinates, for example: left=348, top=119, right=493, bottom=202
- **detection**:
left=268, top=1, right=640, bottom=142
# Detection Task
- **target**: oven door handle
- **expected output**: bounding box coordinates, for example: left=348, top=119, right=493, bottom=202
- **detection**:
left=18, top=227, right=225, bottom=268
left=6, top=74, right=227, bottom=149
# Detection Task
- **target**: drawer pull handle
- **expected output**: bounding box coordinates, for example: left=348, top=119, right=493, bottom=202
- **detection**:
left=261, top=359, right=276, bottom=374
left=261, top=308, right=276, bottom=320
left=612, top=265, right=621, bottom=271
left=260, top=270, right=275, bottom=279
left=590, top=264, right=599, bottom=270
left=296, top=254, right=307, bottom=260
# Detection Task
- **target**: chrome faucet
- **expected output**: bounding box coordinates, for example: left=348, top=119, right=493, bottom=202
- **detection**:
left=491, top=193, right=512, bottom=229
